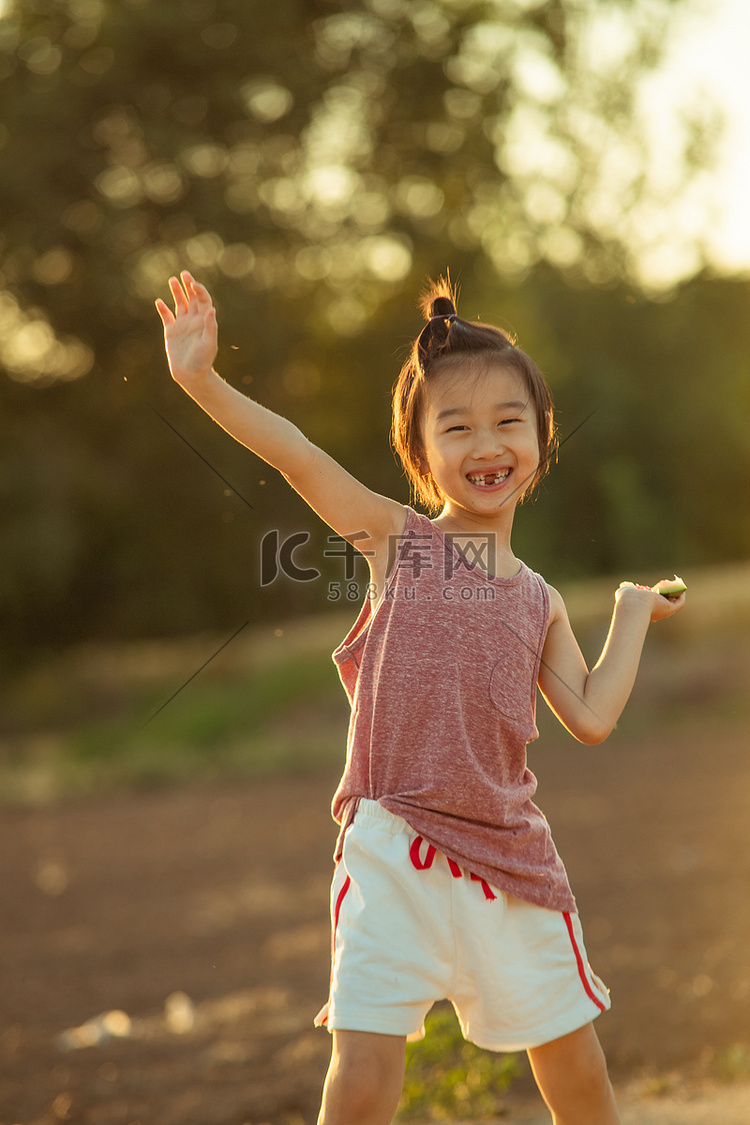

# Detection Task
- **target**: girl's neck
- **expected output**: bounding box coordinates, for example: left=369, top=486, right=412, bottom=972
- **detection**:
left=433, top=503, right=514, bottom=546
left=432, top=505, right=520, bottom=578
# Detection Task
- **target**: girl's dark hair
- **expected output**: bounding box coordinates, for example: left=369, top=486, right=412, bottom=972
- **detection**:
left=391, top=275, right=557, bottom=511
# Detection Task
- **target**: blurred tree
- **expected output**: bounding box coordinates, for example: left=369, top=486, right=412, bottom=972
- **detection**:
left=0, top=0, right=740, bottom=660
left=502, top=269, right=750, bottom=579
left=0, top=0, right=713, bottom=361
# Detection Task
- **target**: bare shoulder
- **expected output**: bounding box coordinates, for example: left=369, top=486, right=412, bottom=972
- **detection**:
left=361, top=500, right=409, bottom=598
left=543, top=582, right=569, bottom=625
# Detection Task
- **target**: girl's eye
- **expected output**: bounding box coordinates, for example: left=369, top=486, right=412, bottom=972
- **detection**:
left=446, top=424, right=467, bottom=432
left=499, top=418, right=521, bottom=426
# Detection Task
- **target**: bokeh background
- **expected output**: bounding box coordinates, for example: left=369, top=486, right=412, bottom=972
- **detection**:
left=2, top=0, right=750, bottom=660
left=1, top=1, right=749, bottom=1123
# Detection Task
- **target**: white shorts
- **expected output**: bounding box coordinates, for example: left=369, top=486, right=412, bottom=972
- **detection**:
left=315, top=799, right=610, bottom=1052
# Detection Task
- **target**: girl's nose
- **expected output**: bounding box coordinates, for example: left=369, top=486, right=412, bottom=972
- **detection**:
left=472, top=427, right=505, bottom=459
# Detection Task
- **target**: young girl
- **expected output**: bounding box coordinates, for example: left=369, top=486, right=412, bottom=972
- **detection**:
left=156, top=272, right=685, bottom=1125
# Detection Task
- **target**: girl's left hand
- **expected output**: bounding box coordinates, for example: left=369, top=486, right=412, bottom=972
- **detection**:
left=616, top=579, right=686, bottom=621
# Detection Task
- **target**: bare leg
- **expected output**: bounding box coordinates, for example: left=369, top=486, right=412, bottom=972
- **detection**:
left=527, top=1023, right=621, bottom=1125
left=317, top=1030, right=407, bottom=1125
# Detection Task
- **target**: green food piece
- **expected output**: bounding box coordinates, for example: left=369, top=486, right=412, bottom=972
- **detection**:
left=658, top=576, right=687, bottom=598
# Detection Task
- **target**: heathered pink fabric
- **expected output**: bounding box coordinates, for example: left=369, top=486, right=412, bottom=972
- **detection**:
left=331, top=507, right=576, bottom=913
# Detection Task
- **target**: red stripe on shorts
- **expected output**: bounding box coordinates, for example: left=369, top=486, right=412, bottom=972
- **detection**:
left=332, top=873, right=351, bottom=961
left=563, top=911, right=606, bottom=1012
left=410, top=835, right=437, bottom=869
left=319, top=872, right=352, bottom=1026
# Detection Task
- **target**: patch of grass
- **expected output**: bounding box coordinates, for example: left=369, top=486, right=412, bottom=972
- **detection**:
left=65, top=657, right=346, bottom=792
left=0, top=636, right=350, bottom=801
left=397, top=1005, right=522, bottom=1121
left=715, top=1043, right=750, bottom=1084
left=641, top=1072, right=679, bottom=1098
left=68, top=654, right=340, bottom=760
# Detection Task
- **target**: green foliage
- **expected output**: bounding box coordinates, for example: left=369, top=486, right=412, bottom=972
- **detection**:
left=714, top=1044, right=750, bottom=1085
left=0, top=0, right=745, bottom=660
left=398, top=1005, right=522, bottom=1120
left=0, top=631, right=350, bottom=797
left=507, top=269, right=750, bottom=578
left=0, top=0, right=696, bottom=351
left=69, top=653, right=338, bottom=759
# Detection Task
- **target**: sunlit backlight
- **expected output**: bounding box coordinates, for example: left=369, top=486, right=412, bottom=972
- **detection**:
left=258, top=176, right=306, bottom=219
left=327, top=296, right=367, bottom=336
left=142, top=162, right=185, bottom=205
left=219, top=243, right=256, bottom=279
left=242, top=79, right=294, bottom=124
left=0, top=292, right=93, bottom=384
left=57, top=1010, right=132, bottom=1052
left=424, top=122, right=464, bottom=154
left=295, top=245, right=333, bottom=281
left=17, top=36, right=62, bottom=75
left=130, top=244, right=181, bottom=296
left=523, top=181, right=568, bottom=227
left=443, top=88, right=482, bottom=121
left=394, top=176, right=444, bottom=220
left=31, top=247, right=75, bottom=286
left=305, top=164, right=359, bottom=208
left=179, top=143, right=227, bottom=179
left=303, top=82, right=374, bottom=169
left=445, top=22, right=512, bottom=94
left=94, top=165, right=143, bottom=208
left=512, top=42, right=565, bottom=105
left=497, top=103, right=579, bottom=194
left=164, top=991, right=196, bottom=1034
left=636, top=0, right=750, bottom=278
left=184, top=232, right=225, bottom=270
left=351, top=189, right=390, bottom=230
left=359, top=234, right=412, bottom=282
left=313, top=11, right=395, bottom=70
left=540, top=227, right=584, bottom=270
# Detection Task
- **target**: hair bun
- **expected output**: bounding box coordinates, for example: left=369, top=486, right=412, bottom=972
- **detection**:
left=429, top=296, right=457, bottom=321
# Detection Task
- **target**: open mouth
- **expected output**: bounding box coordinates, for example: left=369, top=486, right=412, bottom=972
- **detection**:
left=466, top=468, right=511, bottom=488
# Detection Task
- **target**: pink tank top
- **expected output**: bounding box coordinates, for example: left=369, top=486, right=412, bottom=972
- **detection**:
left=330, top=507, right=576, bottom=913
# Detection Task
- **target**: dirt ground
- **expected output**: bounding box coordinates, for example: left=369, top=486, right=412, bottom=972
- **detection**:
left=2, top=714, right=750, bottom=1125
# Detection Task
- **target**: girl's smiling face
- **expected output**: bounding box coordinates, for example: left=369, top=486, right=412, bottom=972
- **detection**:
left=420, top=359, right=542, bottom=518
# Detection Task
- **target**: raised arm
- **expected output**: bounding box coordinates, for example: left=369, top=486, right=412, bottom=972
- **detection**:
left=538, top=581, right=686, bottom=744
left=155, top=272, right=405, bottom=553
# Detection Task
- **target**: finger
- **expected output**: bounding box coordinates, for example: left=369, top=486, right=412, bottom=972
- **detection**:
left=182, top=271, right=212, bottom=307
left=154, top=298, right=175, bottom=327
left=168, top=275, right=190, bottom=315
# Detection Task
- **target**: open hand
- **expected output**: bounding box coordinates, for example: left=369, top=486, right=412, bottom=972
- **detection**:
left=616, top=578, right=686, bottom=622
left=155, top=272, right=218, bottom=384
